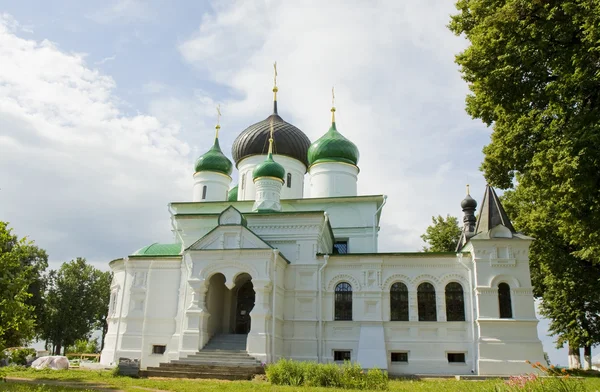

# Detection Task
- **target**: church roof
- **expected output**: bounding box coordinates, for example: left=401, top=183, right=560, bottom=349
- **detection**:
left=474, top=185, right=516, bottom=234
left=132, top=243, right=182, bottom=257
left=231, top=107, right=311, bottom=168
left=308, top=120, right=359, bottom=167
left=253, top=152, right=285, bottom=181
left=194, top=137, right=233, bottom=176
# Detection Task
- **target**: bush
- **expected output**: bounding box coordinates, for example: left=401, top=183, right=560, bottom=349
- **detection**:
left=265, top=359, right=388, bottom=390
left=8, top=348, right=36, bottom=365
left=494, top=361, right=586, bottom=392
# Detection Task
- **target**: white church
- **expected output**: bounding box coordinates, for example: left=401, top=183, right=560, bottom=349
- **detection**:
left=100, top=79, right=546, bottom=377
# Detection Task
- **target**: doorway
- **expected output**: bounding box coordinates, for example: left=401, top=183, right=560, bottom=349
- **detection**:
left=234, top=280, right=255, bottom=334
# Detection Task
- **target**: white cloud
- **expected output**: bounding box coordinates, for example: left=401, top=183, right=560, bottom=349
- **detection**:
left=178, top=0, right=491, bottom=251
left=95, top=55, right=117, bottom=65
left=0, top=17, right=189, bottom=269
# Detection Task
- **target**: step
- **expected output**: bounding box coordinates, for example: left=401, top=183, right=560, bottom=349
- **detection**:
left=149, top=365, right=263, bottom=374
left=186, top=353, right=256, bottom=360
left=140, top=369, right=255, bottom=381
left=171, top=360, right=261, bottom=367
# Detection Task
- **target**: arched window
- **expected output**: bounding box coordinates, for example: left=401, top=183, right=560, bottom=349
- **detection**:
left=390, top=282, right=409, bottom=321
left=498, top=283, right=512, bottom=318
left=287, top=173, right=292, bottom=188
left=334, top=282, right=352, bottom=321
left=202, top=185, right=207, bottom=200
left=241, top=173, right=246, bottom=191
left=417, top=282, right=437, bottom=321
left=445, top=282, right=465, bottom=321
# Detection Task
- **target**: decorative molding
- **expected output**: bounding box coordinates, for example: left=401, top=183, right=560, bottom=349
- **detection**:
left=327, top=274, right=361, bottom=291
left=382, top=274, right=412, bottom=291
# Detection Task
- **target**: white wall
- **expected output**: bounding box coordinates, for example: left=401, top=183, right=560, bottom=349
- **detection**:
left=309, top=162, right=358, bottom=198
left=192, top=171, right=232, bottom=202
left=237, top=155, right=306, bottom=200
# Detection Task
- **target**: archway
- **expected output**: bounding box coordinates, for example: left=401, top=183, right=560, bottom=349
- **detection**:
left=204, top=272, right=255, bottom=337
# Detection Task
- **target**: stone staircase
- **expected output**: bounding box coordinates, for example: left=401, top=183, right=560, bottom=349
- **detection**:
left=140, top=334, right=264, bottom=380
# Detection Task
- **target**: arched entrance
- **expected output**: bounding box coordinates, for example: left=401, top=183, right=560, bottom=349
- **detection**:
left=205, top=272, right=255, bottom=337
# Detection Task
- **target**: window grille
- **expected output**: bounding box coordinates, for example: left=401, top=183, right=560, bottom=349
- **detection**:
left=334, top=282, right=352, bottom=320
left=334, top=350, right=351, bottom=361
left=417, top=282, right=437, bottom=321
left=445, top=282, right=465, bottom=321
left=390, top=282, right=409, bottom=321
left=333, top=240, right=348, bottom=254
left=391, top=352, right=408, bottom=362
left=152, top=345, right=166, bottom=355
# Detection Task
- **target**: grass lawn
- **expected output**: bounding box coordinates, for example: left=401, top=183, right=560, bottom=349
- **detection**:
left=3, top=368, right=600, bottom=392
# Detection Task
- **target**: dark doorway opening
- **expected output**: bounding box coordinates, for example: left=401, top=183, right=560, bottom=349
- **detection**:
left=235, top=280, right=255, bottom=334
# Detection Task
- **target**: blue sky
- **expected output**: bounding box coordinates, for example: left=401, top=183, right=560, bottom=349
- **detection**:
left=0, top=0, right=572, bottom=365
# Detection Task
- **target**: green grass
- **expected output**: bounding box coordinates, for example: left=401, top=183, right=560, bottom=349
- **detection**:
left=3, top=368, right=600, bottom=392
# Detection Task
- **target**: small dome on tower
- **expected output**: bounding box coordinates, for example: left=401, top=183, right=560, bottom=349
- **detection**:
left=308, top=108, right=359, bottom=167
left=461, top=193, right=477, bottom=209
left=227, top=185, right=238, bottom=201
left=194, top=138, right=233, bottom=176
left=252, top=153, right=285, bottom=181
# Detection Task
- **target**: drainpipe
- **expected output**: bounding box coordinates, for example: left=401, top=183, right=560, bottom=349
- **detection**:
left=271, top=249, right=280, bottom=363
left=318, top=254, right=329, bottom=363
left=372, top=195, right=388, bottom=252
left=456, top=252, right=478, bottom=374
left=112, top=257, right=129, bottom=365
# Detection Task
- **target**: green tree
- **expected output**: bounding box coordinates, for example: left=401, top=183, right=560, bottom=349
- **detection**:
left=449, top=0, right=600, bottom=366
left=421, top=215, right=462, bottom=252
left=449, top=0, right=600, bottom=263
left=41, top=258, right=111, bottom=355
left=0, top=221, right=48, bottom=351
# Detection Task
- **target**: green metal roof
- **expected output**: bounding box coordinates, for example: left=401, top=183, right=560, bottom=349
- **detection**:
left=194, top=137, right=233, bottom=176
left=227, top=185, right=239, bottom=201
left=132, top=243, right=182, bottom=257
left=307, top=122, right=359, bottom=167
left=252, top=153, right=285, bottom=180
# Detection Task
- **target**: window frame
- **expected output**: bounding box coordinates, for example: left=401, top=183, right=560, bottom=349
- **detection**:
left=390, top=352, right=409, bottom=363
left=447, top=352, right=466, bottom=363
left=152, top=345, right=166, bottom=355
left=417, top=282, right=437, bottom=322
left=334, top=282, right=353, bottom=321
left=390, top=282, right=409, bottom=321
left=333, top=240, right=349, bottom=254
left=286, top=173, right=292, bottom=188
left=498, top=282, right=513, bottom=319
left=202, top=185, right=207, bottom=200
left=333, top=350, right=351, bottom=362
left=445, top=282, right=466, bottom=322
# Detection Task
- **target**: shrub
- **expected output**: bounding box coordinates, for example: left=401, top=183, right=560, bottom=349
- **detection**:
left=265, top=359, right=388, bottom=390
left=8, top=348, right=36, bottom=365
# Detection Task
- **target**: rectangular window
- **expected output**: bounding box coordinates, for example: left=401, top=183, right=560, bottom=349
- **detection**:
left=152, top=345, right=166, bottom=355
left=287, top=173, right=292, bottom=188
left=334, top=350, right=351, bottom=361
left=333, top=240, right=348, bottom=254
left=391, top=352, right=408, bottom=362
left=447, top=353, right=465, bottom=363
left=202, top=185, right=207, bottom=200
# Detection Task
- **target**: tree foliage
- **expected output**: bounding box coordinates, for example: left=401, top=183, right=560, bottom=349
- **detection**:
left=0, top=221, right=48, bottom=351
left=421, top=215, right=462, bottom=252
left=450, top=0, right=600, bottom=360
left=41, top=258, right=111, bottom=355
left=449, top=0, right=600, bottom=263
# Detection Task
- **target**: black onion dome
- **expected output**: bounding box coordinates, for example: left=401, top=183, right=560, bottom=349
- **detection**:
left=232, top=108, right=311, bottom=168
left=461, top=194, right=477, bottom=209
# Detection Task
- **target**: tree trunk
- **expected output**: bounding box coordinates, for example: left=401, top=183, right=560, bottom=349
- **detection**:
left=101, top=320, right=108, bottom=351
left=568, top=343, right=581, bottom=369
left=583, top=345, right=592, bottom=370
left=54, top=342, right=62, bottom=356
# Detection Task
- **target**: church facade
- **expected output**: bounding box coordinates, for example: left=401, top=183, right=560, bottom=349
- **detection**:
left=100, top=86, right=545, bottom=376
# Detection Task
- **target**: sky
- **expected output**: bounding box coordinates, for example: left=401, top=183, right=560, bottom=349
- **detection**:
left=0, top=0, right=571, bottom=365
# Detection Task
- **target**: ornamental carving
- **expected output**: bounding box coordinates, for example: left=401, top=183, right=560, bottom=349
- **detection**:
left=327, top=274, right=361, bottom=291
left=382, top=274, right=412, bottom=291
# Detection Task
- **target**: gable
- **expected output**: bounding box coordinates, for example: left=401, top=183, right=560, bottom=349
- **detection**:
left=186, top=224, right=272, bottom=251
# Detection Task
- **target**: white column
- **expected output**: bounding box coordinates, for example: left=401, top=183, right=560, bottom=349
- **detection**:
left=181, top=278, right=210, bottom=355
left=247, top=279, right=272, bottom=362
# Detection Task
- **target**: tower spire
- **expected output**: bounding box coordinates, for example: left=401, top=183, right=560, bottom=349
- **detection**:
left=331, top=86, right=336, bottom=124
left=272, top=61, right=278, bottom=114
left=215, top=104, right=221, bottom=138
left=268, top=117, right=274, bottom=155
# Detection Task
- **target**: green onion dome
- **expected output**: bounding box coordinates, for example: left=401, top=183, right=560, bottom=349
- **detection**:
left=252, top=153, right=285, bottom=181
left=227, top=185, right=238, bottom=201
left=194, top=137, right=233, bottom=176
left=307, top=120, right=359, bottom=167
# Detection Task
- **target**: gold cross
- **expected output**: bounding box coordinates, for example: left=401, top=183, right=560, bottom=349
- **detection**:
left=215, top=104, right=222, bottom=137
left=273, top=61, right=278, bottom=87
